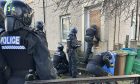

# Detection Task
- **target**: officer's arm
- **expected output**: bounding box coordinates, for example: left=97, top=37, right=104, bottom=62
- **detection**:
left=32, top=34, right=57, bottom=80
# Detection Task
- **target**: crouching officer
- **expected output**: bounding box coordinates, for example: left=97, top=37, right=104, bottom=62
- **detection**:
left=84, top=25, right=100, bottom=64
left=53, top=43, right=69, bottom=76
left=35, top=21, right=48, bottom=47
left=0, top=1, right=57, bottom=84
left=86, top=51, right=114, bottom=77
left=67, top=27, right=80, bottom=78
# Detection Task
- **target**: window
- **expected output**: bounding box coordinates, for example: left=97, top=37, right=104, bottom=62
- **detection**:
left=60, top=15, right=71, bottom=42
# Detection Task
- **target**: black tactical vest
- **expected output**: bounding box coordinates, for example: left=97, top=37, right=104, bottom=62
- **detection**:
left=0, top=29, right=35, bottom=73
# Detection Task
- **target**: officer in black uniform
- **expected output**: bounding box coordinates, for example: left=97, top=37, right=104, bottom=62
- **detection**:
left=0, top=1, right=56, bottom=84
left=53, top=43, right=69, bottom=76
left=84, top=25, right=100, bottom=64
left=67, top=27, right=80, bottom=78
left=36, top=21, right=44, bottom=31
left=86, top=51, right=114, bottom=77
left=0, top=1, right=7, bottom=84
left=35, top=21, right=48, bottom=47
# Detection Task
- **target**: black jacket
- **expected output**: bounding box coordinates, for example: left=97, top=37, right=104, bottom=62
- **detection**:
left=0, top=28, right=57, bottom=80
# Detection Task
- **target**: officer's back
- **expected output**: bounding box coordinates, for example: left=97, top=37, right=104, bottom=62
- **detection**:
left=0, top=1, right=56, bottom=84
left=35, top=21, right=48, bottom=47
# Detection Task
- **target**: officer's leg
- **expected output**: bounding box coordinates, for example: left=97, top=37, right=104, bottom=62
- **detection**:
left=84, top=43, right=93, bottom=64
left=61, top=64, right=69, bottom=74
left=57, top=63, right=67, bottom=75
left=68, top=52, right=72, bottom=76
left=86, top=62, right=108, bottom=77
left=71, top=50, right=77, bottom=78
left=57, top=68, right=61, bottom=76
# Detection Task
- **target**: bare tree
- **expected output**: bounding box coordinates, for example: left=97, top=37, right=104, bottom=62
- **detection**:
left=52, top=0, right=139, bottom=19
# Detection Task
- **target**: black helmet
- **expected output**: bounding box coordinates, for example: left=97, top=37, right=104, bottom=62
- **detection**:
left=0, top=0, right=6, bottom=29
left=91, top=25, right=97, bottom=29
left=91, top=25, right=97, bottom=33
left=36, top=21, right=44, bottom=31
left=102, top=52, right=113, bottom=68
left=4, top=0, right=33, bottom=32
left=70, top=27, right=78, bottom=34
left=57, top=43, right=64, bottom=51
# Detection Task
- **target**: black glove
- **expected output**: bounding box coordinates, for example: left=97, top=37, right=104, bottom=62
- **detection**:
left=25, top=69, right=39, bottom=81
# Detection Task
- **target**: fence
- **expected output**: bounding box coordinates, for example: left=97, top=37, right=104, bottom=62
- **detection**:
left=25, top=74, right=140, bottom=84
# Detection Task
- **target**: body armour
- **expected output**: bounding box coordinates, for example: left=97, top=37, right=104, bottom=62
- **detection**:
left=0, top=28, right=57, bottom=81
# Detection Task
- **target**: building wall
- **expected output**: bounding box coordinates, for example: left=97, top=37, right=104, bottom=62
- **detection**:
left=30, top=0, right=44, bottom=26
left=29, top=0, right=138, bottom=52
left=30, top=0, right=83, bottom=52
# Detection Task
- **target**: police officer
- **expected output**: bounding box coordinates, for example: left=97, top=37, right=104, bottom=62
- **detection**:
left=86, top=51, right=114, bottom=77
left=36, top=21, right=44, bottom=31
left=67, top=27, right=80, bottom=78
left=0, top=1, right=56, bottom=84
left=35, top=21, right=48, bottom=47
left=53, top=43, right=69, bottom=76
left=84, top=25, right=100, bottom=64
left=0, top=1, right=7, bottom=84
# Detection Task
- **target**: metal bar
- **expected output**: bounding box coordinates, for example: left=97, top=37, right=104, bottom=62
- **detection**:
left=25, top=74, right=140, bottom=84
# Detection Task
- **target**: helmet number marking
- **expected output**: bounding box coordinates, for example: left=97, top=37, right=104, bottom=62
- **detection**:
left=7, top=6, right=15, bottom=12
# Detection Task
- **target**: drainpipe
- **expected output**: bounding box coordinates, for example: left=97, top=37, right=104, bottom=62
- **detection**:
left=135, top=0, right=139, bottom=40
left=138, top=14, right=140, bottom=41
left=43, top=0, right=46, bottom=24
left=113, top=0, right=117, bottom=50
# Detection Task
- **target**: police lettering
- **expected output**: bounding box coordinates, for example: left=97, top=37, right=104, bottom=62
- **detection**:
left=0, top=36, right=20, bottom=45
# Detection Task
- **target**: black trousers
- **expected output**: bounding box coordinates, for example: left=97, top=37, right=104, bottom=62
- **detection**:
left=68, top=49, right=77, bottom=78
left=86, top=62, right=108, bottom=77
left=84, top=42, right=93, bottom=64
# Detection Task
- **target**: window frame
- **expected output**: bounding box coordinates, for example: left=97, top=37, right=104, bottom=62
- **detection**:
left=60, top=14, right=71, bottom=42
